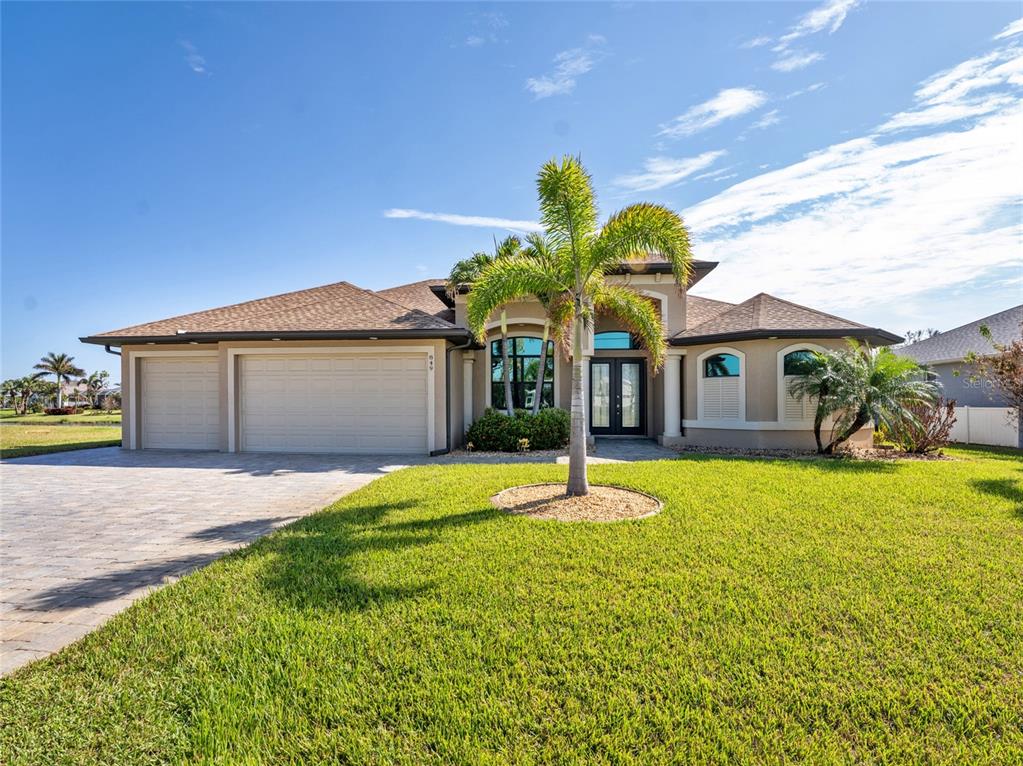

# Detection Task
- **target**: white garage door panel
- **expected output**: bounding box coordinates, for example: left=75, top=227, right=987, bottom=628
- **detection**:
left=142, top=358, right=220, bottom=450
left=239, top=354, right=429, bottom=454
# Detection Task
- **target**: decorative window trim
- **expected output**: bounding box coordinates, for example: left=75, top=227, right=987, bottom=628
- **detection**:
left=776, top=343, right=827, bottom=426
left=696, top=346, right=746, bottom=424
left=484, top=333, right=559, bottom=409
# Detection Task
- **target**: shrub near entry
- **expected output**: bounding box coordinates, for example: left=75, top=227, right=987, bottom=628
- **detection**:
left=466, top=408, right=570, bottom=452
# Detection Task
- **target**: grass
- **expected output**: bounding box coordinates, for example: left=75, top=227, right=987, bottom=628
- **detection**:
left=0, top=423, right=121, bottom=459
left=1, top=446, right=1021, bottom=764
left=0, top=408, right=121, bottom=424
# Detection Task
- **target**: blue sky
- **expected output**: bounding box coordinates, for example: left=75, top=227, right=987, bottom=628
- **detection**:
left=2, top=1, right=1021, bottom=379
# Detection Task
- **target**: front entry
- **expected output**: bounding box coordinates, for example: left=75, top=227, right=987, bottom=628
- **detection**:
left=590, top=358, right=646, bottom=435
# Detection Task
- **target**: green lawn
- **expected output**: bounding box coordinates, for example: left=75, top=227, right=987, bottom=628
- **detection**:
left=0, top=423, right=121, bottom=459
left=2, top=447, right=1021, bottom=764
left=0, top=408, right=121, bottom=424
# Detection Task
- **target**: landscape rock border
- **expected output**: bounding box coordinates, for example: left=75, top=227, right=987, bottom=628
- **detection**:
left=491, top=483, right=663, bottom=522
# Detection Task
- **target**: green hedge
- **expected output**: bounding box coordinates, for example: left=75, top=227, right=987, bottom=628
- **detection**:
left=465, top=408, right=571, bottom=452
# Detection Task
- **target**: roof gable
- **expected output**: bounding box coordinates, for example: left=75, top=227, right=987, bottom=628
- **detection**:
left=673, top=293, right=901, bottom=346
left=375, top=279, right=455, bottom=322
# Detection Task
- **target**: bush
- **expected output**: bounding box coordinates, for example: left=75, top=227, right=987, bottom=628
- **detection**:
left=465, top=408, right=571, bottom=452
left=893, top=398, right=957, bottom=454
left=44, top=407, right=78, bottom=416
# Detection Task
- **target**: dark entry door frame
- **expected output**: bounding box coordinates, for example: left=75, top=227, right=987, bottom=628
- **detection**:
left=589, top=358, right=646, bottom=435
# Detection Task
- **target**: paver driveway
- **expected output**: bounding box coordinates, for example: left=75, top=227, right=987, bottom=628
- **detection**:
left=0, top=439, right=677, bottom=675
left=0, top=448, right=416, bottom=675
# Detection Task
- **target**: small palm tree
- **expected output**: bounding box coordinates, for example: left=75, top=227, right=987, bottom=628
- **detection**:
left=787, top=351, right=843, bottom=453
left=790, top=341, right=938, bottom=454
left=33, top=352, right=85, bottom=409
left=448, top=237, right=522, bottom=417
left=467, top=156, right=693, bottom=495
left=82, top=371, right=110, bottom=408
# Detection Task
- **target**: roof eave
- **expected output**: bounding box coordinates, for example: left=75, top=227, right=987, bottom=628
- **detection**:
left=669, top=327, right=904, bottom=347
left=80, top=328, right=473, bottom=346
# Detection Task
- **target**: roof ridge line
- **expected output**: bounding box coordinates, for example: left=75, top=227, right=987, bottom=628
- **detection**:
left=93, top=280, right=364, bottom=336
left=352, top=284, right=455, bottom=328
left=756, top=292, right=870, bottom=329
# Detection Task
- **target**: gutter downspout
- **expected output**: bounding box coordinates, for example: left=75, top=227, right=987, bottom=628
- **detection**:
left=432, top=337, right=475, bottom=456
left=104, top=345, right=121, bottom=356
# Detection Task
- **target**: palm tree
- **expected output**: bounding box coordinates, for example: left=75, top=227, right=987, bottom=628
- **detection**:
left=787, top=351, right=843, bottom=453
left=82, top=370, right=110, bottom=408
left=790, top=341, right=938, bottom=454
left=467, top=156, right=693, bottom=495
left=520, top=233, right=568, bottom=415
left=33, top=352, right=85, bottom=409
left=448, top=237, right=522, bottom=417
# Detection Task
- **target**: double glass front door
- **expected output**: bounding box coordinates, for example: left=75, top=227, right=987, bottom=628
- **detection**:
left=590, top=359, right=645, bottom=435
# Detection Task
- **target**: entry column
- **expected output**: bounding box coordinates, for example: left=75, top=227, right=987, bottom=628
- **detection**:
left=662, top=351, right=683, bottom=441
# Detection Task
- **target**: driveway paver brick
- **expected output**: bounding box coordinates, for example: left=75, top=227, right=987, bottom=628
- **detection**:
left=0, top=439, right=676, bottom=674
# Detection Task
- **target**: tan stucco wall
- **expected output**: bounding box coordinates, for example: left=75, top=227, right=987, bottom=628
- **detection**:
left=681, top=337, right=851, bottom=423
left=667, top=424, right=873, bottom=450
left=122, top=339, right=448, bottom=454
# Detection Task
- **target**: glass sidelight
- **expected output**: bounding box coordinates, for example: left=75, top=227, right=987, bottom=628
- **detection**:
left=590, top=359, right=646, bottom=435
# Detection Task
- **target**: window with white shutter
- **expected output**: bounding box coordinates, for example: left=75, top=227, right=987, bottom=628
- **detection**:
left=701, top=352, right=743, bottom=421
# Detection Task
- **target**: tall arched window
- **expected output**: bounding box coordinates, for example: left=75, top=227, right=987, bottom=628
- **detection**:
left=699, top=350, right=743, bottom=420
left=491, top=337, right=555, bottom=410
left=778, top=346, right=824, bottom=422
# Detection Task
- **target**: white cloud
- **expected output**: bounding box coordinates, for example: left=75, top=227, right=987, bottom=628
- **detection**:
left=525, top=37, right=605, bottom=99
left=383, top=208, right=544, bottom=233
left=778, top=0, right=860, bottom=46
left=994, top=17, right=1023, bottom=40
left=179, top=40, right=207, bottom=74
left=684, top=38, right=1023, bottom=320
left=463, top=11, right=508, bottom=47
left=761, top=0, right=858, bottom=72
left=751, top=109, right=782, bottom=129
left=741, top=36, right=772, bottom=49
left=771, top=50, right=824, bottom=72
left=785, top=82, right=827, bottom=99
left=658, top=88, right=768, bottom=138
left=878, top=46, right=1023, bottom=131
left=611, top=151, right=727, bottom=192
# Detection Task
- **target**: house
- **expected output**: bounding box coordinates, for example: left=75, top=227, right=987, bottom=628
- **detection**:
left=80, top=258, right=901, bottom=454
left=896, top=304, right=1023, bottom=448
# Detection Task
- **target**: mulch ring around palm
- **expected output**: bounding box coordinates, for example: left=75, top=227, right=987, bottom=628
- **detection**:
left=491, top=483, right=662, bottom=522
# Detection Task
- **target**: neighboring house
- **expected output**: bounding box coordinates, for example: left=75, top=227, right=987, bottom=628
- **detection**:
left=896, top=305, right=1023, bottom=448
left=80, top=259, right=901, bottom=454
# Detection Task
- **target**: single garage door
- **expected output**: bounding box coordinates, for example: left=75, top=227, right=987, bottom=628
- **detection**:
left=141, top=357, right=220, bottom=450
left=239, top=354, right=430, bottom=454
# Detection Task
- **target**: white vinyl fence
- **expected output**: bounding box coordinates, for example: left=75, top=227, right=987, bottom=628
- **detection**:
left=950, top=406, right=1020, bottom=448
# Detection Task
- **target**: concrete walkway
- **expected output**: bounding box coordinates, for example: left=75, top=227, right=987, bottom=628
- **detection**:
left=0, top=439, right=675, bottom=674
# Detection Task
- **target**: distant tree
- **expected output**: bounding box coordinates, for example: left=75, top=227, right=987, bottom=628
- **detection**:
left=899, top=328, right=941, bottom=347
left=81, top=371, right=110, bottom=408
left=4, top=376, right=49, bottom=415
left=33, top=352, right=85, bottom=409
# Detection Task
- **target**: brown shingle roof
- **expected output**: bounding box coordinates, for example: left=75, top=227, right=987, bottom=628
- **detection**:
left=672, top=293, right=902, bottom=346
left=686, top=295, right=736, bottom=328
left=376, top=279, right=455, bottom=323
left=82, top=281, right=462, bottom=343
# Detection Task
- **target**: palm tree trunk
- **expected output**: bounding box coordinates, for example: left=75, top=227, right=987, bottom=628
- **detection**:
left=500, top=310, right=514, bottom=417
left=55, top=375, right=62, bottom=408
left=531, top=320, right=549, bottom=416
left=567, top=310, right=589, bottom=496
left=824, top=409, right=870, bottom=454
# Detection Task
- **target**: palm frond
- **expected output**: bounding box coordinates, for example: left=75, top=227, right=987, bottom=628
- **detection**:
left=592, top=285, right=666, bottom=370
left=536, top=156, right=597, bottom=263
left=465, top=258, right=564, bottom=343
left=590, top=203, right=693, bottom=288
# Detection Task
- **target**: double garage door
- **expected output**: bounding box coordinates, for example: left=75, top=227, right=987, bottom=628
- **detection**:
left=140, top=353, right=430, bottom=454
